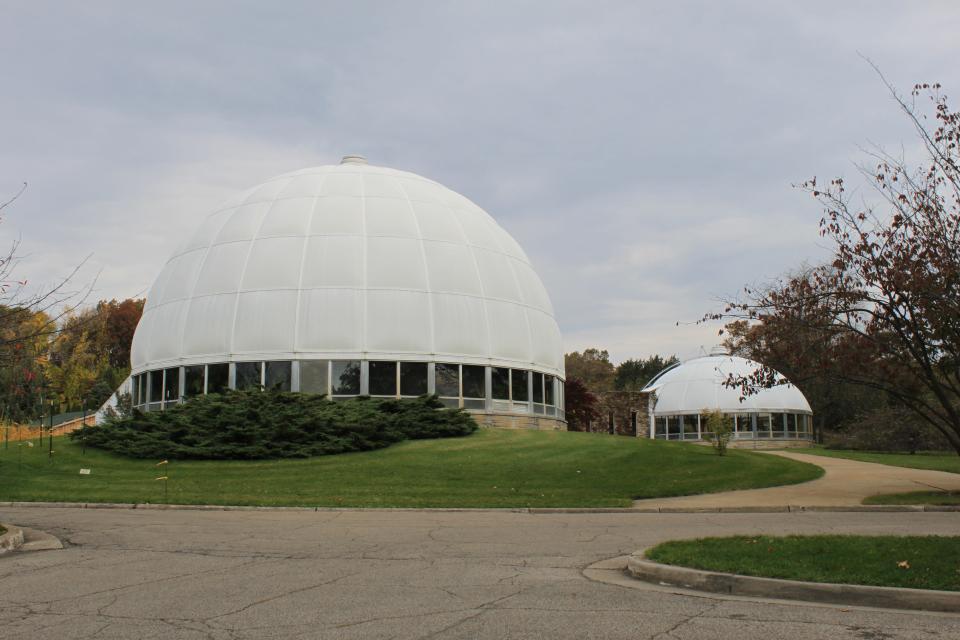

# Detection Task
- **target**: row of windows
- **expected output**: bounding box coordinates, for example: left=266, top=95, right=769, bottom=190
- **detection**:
left=130, top=360, right=565, bottom=418
left=652, top=412, right=813, bottom=440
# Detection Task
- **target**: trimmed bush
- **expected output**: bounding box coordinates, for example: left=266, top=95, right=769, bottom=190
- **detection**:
left=71, top=391, right=477, bottom=459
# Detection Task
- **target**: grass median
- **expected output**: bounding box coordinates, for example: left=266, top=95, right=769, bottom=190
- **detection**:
left=646, top=535, right=960, bottom=591
left=0, top=429, right=822, bottom=508
left=864, top=491, right=960, bottom=506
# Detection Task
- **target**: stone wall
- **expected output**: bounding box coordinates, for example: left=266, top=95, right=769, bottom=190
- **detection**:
left=477, top=413, right=567, bottom=431
left=727, top=438, right=814, bottom=450
left=585, top=391, right=651, bottom=437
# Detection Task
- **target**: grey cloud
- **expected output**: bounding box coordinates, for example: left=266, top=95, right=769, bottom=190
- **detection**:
left=1, top=1, right=957, bottom=363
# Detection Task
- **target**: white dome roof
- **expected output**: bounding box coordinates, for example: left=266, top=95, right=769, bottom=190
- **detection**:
left=644, top=353, right=811, bottom=415
left=130, top=158, right=564, bottom=377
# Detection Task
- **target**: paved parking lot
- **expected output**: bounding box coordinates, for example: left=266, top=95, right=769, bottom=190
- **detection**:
left=1, top=506, right=958, bottom=639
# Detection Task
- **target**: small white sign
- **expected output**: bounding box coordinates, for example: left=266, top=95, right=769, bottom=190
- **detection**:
left=79, top=469, right=91, bottom=475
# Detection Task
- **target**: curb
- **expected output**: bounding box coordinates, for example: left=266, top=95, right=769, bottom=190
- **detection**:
left=637, top=504, right=960, bottom=513
left=18, top=527, right=64, bottom=552
left=1, top=500, right=959, bottom=514
left=0, top=524, right=24, bottom=555
left=627, top=551, right=960, bottom=613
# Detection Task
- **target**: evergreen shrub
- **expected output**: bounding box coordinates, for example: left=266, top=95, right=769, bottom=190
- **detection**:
left=71, top=390, right=477, bottom=459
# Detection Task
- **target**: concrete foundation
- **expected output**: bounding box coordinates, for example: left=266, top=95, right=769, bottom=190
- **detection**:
left=727, top=438, right=815, bottom=449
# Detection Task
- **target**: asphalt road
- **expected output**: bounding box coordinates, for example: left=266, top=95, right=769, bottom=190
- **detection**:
left=0, top=507, right=958, bottom=639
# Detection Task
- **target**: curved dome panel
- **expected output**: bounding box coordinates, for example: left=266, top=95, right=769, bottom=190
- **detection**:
left=644, top=354, right=811, bottom=414
left=130, top=158, right=564, bottom=378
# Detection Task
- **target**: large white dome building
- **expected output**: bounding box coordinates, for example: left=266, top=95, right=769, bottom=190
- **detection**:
left=642, top=348, right=813, bottom=445
left=128, top=156, right=565, bottom=429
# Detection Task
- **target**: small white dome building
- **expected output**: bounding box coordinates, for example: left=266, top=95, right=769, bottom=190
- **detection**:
left=643, top=348, right=813, bottom=445
left=127, top=156, right=565, bottom=429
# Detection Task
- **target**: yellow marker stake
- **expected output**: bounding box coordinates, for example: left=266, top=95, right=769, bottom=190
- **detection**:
left=156, top=474, right=169, bottom=501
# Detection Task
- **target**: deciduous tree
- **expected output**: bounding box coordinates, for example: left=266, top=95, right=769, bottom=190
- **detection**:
left=563, top=377, right=599, bottom=432
left=614, top=355, right=679, bottom=391
left=564, top=348, right=615, bottom=392
left=0, top=183, right=90, bottom=366
left=709, top=80, right=960, bottom=454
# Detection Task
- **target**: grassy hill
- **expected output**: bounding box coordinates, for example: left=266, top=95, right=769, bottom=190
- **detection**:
left=0, top=429, right=822, bottom=508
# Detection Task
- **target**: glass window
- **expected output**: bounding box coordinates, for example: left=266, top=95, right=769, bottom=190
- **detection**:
left=235, top=362, right=262, bottom=390
left=511, top=370, right=528, bottom=402
left=462, top=365, right=485, bottom=399
left=544, top=375, right=555, bottom=405
left=532, top=372, right=544, bottom=403
left=400, top=362, right=428, bottom=396
left=131, top=376, right=140, bottom=405
left=655, top=415, right=667, bottom=438
left=149, top=370, right=163, bottom=403
left=265, top=361, right=291, bottom=392
left=699, top=413, right=712, bottom=435
left=757, top=413, right=771, bottom=437
left=771, top=413, right=785, bottom=436
left=331, top=360, right=361, bottom=395
left=435, top=363, right=459, bottom=397
left=163, top=368, right=180, bottom=402
left=184, top=365, right=204, bottom=397
left=683, top=415, right=698, bottom=438
left=491, top=367, right=509, bottom=400
left=207, top=363, right=229, bottom=394
left=369, top=361, right=397, bottom=396
left=300, top=360, right=328, bottom=395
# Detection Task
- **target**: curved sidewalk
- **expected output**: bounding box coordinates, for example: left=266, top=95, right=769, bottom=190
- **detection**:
left=633, top=451, right=960, bottom=509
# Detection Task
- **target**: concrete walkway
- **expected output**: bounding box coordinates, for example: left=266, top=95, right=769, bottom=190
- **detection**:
left=633, top=451, right=960, bottom=509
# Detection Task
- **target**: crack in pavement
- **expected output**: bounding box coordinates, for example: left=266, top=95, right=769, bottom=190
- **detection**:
left=205, top=570, right=364, bottom=622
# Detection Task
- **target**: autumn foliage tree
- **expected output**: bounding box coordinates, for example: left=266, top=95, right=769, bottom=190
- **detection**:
left=711, top=81, right=960, bottom=454
left=0, top=184, right=90, bottom=368
left=0, top=183, right=144, bottom=417
left=721, top=313, right=884, bottom=444
left=45, top=299, right=144, bottom=412
left=0, top=307, right=51, bottom=422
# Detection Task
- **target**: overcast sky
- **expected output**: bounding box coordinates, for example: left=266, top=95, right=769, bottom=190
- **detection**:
left=2, top=1, right=957, bottom=364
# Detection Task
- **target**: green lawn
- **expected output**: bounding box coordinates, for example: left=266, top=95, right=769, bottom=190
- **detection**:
left=0, top=429, right=822, bottom=508
left=802, top=448, right=960, bottom=474
left=864, top=491, right=960, bottom=506
left=646, top=535, right=960, bottom=591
